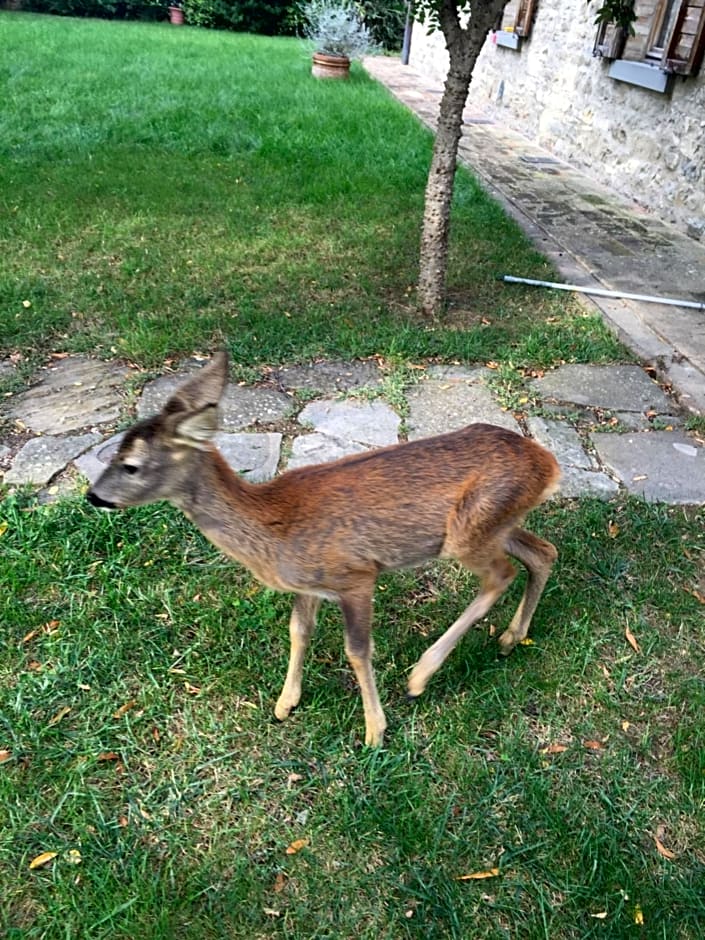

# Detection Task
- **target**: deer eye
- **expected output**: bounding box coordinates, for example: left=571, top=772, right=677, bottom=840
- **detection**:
left=122, top=463, right=140, bottom=476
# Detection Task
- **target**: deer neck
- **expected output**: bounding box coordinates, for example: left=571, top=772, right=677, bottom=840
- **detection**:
left=171, top=445, right=277, bottom=574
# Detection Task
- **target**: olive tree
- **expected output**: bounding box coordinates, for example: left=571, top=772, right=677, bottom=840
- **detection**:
left=412, top=1, right=509, bottom=316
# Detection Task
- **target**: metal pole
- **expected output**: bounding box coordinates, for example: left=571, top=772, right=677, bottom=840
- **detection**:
left=401, top=2, right=412, bottom=65
left=501, top=275, right=705, bottom=312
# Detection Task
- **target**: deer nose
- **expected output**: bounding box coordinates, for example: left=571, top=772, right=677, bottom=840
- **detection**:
left=87, top=491, right=117, bottom=510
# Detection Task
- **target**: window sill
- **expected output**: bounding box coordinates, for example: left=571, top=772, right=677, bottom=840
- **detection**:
left=607, top=59, right=673, bottom=92
left=495, top=31, right=521, bottom=51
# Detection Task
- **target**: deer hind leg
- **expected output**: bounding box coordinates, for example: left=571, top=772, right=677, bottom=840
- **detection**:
left=497, top=528, right=557, bottom=655
left=407, top=549, right=517, bottom=699
left=275, top=594, right=321, bottom=721
left=339, top=589, right=387, bottom=747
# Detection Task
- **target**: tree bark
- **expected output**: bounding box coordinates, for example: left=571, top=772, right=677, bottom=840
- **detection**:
left=418, top=0, right=509, bottom=316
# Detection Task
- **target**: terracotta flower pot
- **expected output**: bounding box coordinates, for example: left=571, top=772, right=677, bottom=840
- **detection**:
left=311, top=52, right=351, bottom=80
left=168, top=6, right=184, bottom=24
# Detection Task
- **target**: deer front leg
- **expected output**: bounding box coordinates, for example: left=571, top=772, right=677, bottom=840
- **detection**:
left=339, top=590, right=387, bottom=747
left=275, top=594, right=321, bottom=721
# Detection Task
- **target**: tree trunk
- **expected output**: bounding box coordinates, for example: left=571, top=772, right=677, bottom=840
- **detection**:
left=418, top=0, right=509, bottom=317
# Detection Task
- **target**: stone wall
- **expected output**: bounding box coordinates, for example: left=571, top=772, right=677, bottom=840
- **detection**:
left=409, top=1, right=705, bottom=237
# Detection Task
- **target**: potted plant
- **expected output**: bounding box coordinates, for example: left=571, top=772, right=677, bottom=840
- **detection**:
left=300, top=0, right=375, bottom=79
left=167, top=0, right=184, bottom=25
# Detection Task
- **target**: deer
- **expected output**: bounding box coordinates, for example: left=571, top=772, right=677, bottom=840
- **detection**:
left=87, top=352, right=560, bottom=746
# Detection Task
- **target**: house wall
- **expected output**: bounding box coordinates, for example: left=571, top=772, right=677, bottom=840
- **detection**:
left=409, top=2, right=705, bottom=236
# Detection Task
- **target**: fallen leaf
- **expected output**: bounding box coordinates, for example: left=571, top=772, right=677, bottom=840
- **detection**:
left=540, top=743, right=568, bottom=754
left=485, top=361, right=499, bottom=370
left=519, top=637, right=535, bottom=646
left=113, top=700, right=137, bottom=719
left=273, top=872, right=287, bottom=893
left=48, top=706, right=71, bottom=727
left=634, top=904, right=644, bottom=925
left=118, top=815, right=129, bottom=828
left=184, top=683, right=201, bottom=695
left=29, top=851, right=58, bottom=870
left=686, top=587, right=705, bottom=605
left=622, top=720, right=631, bottom=732
left=0, top=749, right=11, bottom=763
left=285, top=838, right=309, bottom=855
left=625, top=625, right=640, bottom=653
left=654, top=835, right=676, bottom=860
left=65, top=849, right=82, bottom=865
left=456, top=868, right=500, bottom=881
left=97, top=752, right=120, bottom=762
left=583, top=740, right=604, bottom=750
left=0, top=521, right=8, bottom=537
left=287, top=772, right=304, bottom=787
left=24, top=620, right=61, bottom=644
left=608, top=520, right=620, bottom=538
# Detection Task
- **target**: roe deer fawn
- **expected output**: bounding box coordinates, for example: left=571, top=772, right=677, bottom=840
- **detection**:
left=87, top=352, right=560, bottom=746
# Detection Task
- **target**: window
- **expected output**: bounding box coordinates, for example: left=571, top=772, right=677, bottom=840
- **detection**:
left=595, top=1, right=705, bottom=76
left=494, top=0, right=538, bottom=50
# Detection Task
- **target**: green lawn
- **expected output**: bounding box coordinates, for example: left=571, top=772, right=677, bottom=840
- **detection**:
left=2, top=12, right=704, bottom=940
left=1, top=12, right=623, bottom=378
left=2, top=494, right=704, bottom=938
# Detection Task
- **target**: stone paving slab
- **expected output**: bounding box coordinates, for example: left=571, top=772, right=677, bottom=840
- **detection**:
left=74, top=433, right=125, bottom=485
left=6, top=357, right=135, bottom=433
left=5, top=433, right=101, bottom=486
left=591, top=431, right=705, bottom=503
left=287, top=433, right=370, bottom=470
left=272, top=360, right=382, bottom=394
left=527, top=416, right=618, bottom=499
left=527, top=417, right=596, bottom=470
left=215, top=432, right=282, bottom=482
left=298, top=399, right=400, bottom=446
left=0, top=360, right=17, bottom=382
left=425, top=365, right=491, bottom=383
left=137, top=373, right=292, bottom=430
left=406, top=380, right=520, bottom=440
left=530, top=364, right=673, bottom=413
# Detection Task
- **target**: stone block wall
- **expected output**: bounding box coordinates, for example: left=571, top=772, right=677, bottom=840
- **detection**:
left=409, top=1, right=705, bottom=237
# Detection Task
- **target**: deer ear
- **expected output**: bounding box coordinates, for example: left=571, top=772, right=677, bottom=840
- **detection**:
left=172, top=403, right=219, bottom=446
left=163, top=352, right=229, bottom=418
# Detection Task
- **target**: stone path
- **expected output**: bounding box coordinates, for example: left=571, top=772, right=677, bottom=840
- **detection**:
left=1, top=355, right=704, bottom=504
